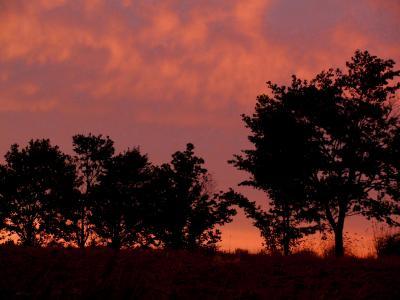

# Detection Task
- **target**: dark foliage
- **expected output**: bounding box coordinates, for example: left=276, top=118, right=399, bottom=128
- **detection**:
left=0, top=139, right=76, bottom=246
left=0, top=165, right=8, bottom=227
left=61, top=134, right=115, bottom=248
left=0, top=139, right=236, bottom=251
left=223, top=190, right=317, bottom=255
left=149, top=143, right=236, bottom=250
left=91, top=148, right=153, bottom=249
left=231, top=50, right=400, bottom=256
left=375, top=233, right=400, bottom=257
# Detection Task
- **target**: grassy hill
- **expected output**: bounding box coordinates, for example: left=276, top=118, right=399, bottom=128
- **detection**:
left=0, top=246, right=399, bottom=299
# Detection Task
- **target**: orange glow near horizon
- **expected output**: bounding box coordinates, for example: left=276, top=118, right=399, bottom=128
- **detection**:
left=0, top=0, right=399, bottom=254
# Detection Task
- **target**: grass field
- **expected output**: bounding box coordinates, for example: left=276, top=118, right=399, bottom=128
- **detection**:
left=0, top=246, right=399, bottom=299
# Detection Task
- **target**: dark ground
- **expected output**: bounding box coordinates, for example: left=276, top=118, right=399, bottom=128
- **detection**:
left=0, top=246, right=399, bottom=299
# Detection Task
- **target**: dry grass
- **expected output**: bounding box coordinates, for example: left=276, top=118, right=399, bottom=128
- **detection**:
left=0, top=245, right=400, bottom=299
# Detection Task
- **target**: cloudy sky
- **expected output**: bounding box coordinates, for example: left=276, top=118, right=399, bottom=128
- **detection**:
left=1, top=0, right=399, bottom=252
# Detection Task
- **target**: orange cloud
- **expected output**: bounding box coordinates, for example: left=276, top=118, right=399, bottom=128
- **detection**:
left=0, top=1, right=285, bottom=116
left=1, top=0, right=397, bottom=120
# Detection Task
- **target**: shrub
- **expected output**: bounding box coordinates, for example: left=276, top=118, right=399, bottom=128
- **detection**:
left=375, top=233, right=400, bottom=257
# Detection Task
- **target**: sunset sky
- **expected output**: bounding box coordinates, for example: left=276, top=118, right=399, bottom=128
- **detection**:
left=1, top=0, right=399, bottom=253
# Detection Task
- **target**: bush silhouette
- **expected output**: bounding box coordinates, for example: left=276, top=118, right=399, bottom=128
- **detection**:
left=375, top=233, right=400, bottom=257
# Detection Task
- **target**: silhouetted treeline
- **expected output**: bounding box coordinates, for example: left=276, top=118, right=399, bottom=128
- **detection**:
left=1, top=50, right=400, bottom=257
left=0, top=138, right=236, bottom=250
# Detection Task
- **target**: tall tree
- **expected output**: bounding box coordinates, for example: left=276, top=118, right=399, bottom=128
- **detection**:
left=233, top=50, right=400, bottom=257
left=229, top=82, right=321, bottom=255
left=150, top=143, right=236, bottom=250
left=91, top=148, right=153, bottom=250
left=62, top=134, right=115, bottom=248
left=1, top=139, right=76, bottom=246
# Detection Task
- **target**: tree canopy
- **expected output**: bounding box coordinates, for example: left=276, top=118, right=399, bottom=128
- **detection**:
left=62, top=134, right=115, bottom=248
left=231, top=50, right=400, bottom=256
left=91, top=148, right=153, bottom=249
left=149, top=143, right=236, bottom=250
left=1, top=139, right=76, bottom=246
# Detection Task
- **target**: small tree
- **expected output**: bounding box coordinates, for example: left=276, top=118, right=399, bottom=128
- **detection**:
left=1, top=139, right=76, bottom=246
left=91, top=148, right=153, bottom=250
left=61, top=133, right=115, bottom=248
left=150, top=143, right=236, bottom=250
left=224, top=189, right=318, bottom=256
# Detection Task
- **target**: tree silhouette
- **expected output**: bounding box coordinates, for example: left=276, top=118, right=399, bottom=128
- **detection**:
left=150, top=143, right=236, bottom=250
left=232, top=50, right=400, bottom=256
left=224, top=189, right=318, bottom=255
left=384, top=126, right=400, bottom=225
left=1, top=139, right=76, bottom=246
left=91, top=148, right=153, bottom=250
left=0, top=165, right=9, bottom=232
left=229, top=97, right=320, bottom=255
left=61, top=134, right=115, bottom=248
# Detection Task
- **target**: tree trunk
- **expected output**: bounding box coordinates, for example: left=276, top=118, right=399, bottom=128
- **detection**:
left=110, top=224, right=121, bottom=250
left=23, top=233, right=34, bottom=247
left=78, top=229, right=85, bottom=248
left=334, top=223, right=344, bottom=257
left=78, top=204, right=86, bottom=249
left=282, top=218, right=290, bottom=256
left=79, top=222, right=85, bottom=249
left=325, top=203, right=346, bottom=257
left=111, top=238, right=121, bottom=250
left=24, top=221, right=35, bottom=247
left=283, top=237, right=290, bottom=256
left=282, top=209, right=290, bottom=256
